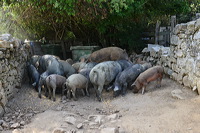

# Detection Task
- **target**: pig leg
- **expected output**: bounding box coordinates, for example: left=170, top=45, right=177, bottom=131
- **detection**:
left=38, top=86, right=42, bottom=98
left=93, top=85, right=98, bottom=98
left=48, top=86, right=52, bottom=100
left=97, top=85, right=103, bottom=102
left=53, top=87, right=56, bottom=101
left=44, top=86, right=48, bottom=97
left=156, top=75, right=163, bottom=88
left=67, top=89, right=71, bottom=100
left=122, top=83, right=128, bottom=96
left=61, top=85, right=66, bottom=99
left=81, top=89, right=86, bottom=96
left=85, top=81, right=90, bottom=97
left=141, top=83, right=147, bottom=95
left=71, top=87, right=77, bottom=101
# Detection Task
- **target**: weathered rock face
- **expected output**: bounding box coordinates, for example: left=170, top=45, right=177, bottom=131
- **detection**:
left=142, top=18, right=200, bottom=94
left=0, top=34, right=31, bottom=115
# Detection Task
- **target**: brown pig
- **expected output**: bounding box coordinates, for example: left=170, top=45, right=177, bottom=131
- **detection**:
left=87, top=47, right=129, bottom=63
left=131, top=66, right=164, bottom=94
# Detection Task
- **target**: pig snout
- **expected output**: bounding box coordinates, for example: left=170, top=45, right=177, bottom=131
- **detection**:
left=113, top=86, right=121, bottom=97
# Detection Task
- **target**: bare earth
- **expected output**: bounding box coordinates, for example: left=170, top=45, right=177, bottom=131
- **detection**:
left=2, top=76, right=200, bottom=133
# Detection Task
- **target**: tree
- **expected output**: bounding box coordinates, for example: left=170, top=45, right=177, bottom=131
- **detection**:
left=1, top=0, right=192, bottom=54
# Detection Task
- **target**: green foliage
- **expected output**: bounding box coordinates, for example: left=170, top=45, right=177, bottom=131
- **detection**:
left=0, top=0, right=193, bottom=52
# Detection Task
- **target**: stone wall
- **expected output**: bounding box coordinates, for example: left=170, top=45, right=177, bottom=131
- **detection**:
left=0, top=34, right=31, bottom=114
left=142, top=18, right=200, bottom=94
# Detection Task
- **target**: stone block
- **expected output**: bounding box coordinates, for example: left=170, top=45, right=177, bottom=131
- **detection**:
left=185, top=58, right=195, bottom=73
left=174, top=24, right=187, bottom=34
left=195, top=18, right=200, bottom=29
left=180, top=42, right=188, bottom=51
left=0, top=41, right=11, bottom=48
left=194, top=29, right=200, bottom=40
left=176, top=50, right=184, bottom=58
left=170, top=35, right=179, bottom=45
left=183, top=75, right=191, bottom=87
left=177, top=58, right=186, bottom=69
left=172, top=72, right=178, bottom=80
left=186, top=21, right=196, bottom=35
left=0, top=34, right=13, bottom=41
left=178, top=34, right=187, bottom=39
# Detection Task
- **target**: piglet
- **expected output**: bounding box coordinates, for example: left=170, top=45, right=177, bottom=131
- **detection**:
left=131, top=66, right=164, bottom=94
left=63, top=74, right=89, bottom=101
left=46, top=74, right=66, bottom=101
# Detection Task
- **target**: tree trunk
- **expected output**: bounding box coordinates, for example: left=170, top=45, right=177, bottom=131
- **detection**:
left=61, top=41, right=67, bottom=60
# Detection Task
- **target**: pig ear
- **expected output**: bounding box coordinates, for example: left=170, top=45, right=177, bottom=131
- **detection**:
left=123, top=49, right=126, bottom=52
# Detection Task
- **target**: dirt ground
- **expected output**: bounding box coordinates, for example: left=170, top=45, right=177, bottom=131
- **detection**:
left=1, top=76, right=200, bottom=133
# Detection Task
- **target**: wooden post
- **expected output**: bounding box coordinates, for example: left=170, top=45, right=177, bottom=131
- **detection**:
left=155, top=20, right=161, bottom=44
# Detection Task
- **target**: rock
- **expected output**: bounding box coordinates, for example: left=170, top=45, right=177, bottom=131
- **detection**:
left=101, top=127, right=119, bottom=133
left=76, top=131, right=84, bottom=133
left=194, top=30, right=200, bottom=40
left=0, top=41, right=12, bottom=48
left=0, top=34, right=13, bottom=41
left=174, top=24, right=187, bottom=34
left=195, top=18, right=200, bottom=29
left=178, top=34, right=187, bottom=39
left=186, top=21, right=196, bottom=34
left=0, top=119, right=4, bottom=125
left=193, top=86, right=197, bottom=91
left=196, top=80, right=200, bottom=95
left=56, top=106, right=63, bottom=111
left=12, top=129, right=22, bottom=133
left=10, top=122, right=20, bottom=129
left=89, top=121, right=98, bottom=126
left=88, top=115, right=105, bottom=125
left=65, top=116, right=76, bottom=125
left=176, top=50, right=184, bottom=58
left=106, top=114, right=119, bottom=121
left=25, top=113, right=33, bottom=118
left=167, top=68, right=173, bottom=76
left=20, top=121, right=25, bottom=126
left=183, top=75, right=191, bottom=87
left=170, top=35, right=179, bottom=45
left=76, top=123, right=83, bottom=129
left=171, top=89, right=184, bottom=100
left=99, top=124, right=106, bottom=129
left=2, top=121, right=9, bottom=128
left=53, top=128, right=67, bottom=133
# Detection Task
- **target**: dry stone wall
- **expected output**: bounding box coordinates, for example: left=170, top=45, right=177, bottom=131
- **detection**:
left=0, top=34, right=31, bottom=114
left=142, top=18, right=200, bottom=94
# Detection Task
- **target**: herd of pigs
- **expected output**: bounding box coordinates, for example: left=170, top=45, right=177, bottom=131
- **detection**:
left=27, top=47, right=164, bottom=102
